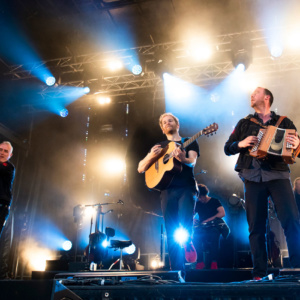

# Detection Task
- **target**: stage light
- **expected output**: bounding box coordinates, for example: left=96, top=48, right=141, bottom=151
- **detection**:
left=231, top=37, right=252, bottom=71
left=287, top=28, right=300, bottom=50
left=174, top=227, right=189, bottom=245
left=102, top=240, right=109, bottom=248
left=150, top=49, right=174, bottom=78
left=236, top=63, right=246, bottom=72
left=102, top=158, right=126, bottom=175
left=59, top=108, right=68, bottom=118
left=46, top=76, right=56, bottom=86
left=84, top=206, right=96, bottom=218
left=150, top=258, right=164, bottom=269
left=97, top=96, right=111, bottom=105
left=108, top=59, right=123, bottom=71
left=62, top=240, right=72, bottom=251
left=270, top=44, right=283, bottom=58
left=124, top=243, right=136, bottom=255
left=83, top=87, right=90, bottom=94
left=24, top=247, right=54, bottom=271
left=187, top=40, right=212, bottom=61
left=131, top=64, right=143, bottom=75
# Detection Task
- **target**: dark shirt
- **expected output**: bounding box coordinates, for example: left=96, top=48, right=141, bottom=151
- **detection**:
left=239, top=112, right=290, bottom=182
left=0, top=160, right=15, bottom=204
left=195, top=197, right=222, bottom=223
left=157, top=138, right=199, bottom=190
left=224, top=111, right=298, bottom=176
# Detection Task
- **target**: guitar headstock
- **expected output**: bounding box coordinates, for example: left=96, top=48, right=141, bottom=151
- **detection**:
left=203, top=123, right=219, bottom=136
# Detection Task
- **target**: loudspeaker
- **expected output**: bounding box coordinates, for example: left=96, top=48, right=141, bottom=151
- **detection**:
left=0, top=279, right=82, bottom=300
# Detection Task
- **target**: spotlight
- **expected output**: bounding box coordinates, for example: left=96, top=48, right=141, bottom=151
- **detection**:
left=102, top=158, right=126, bottom=174
left=102, top=240, right=109, bottom=248
left=83, top=87, right=90, bottom=94
left=131, top=64, right=143, bottom=75
left=236, top=63, right=246, bottom=72
left=150, top=258, right=164, bottom=269
left=46, top=76, right=56, bottom=86
left=174, top=227, right=189, bottom=245
left=270, top=45, right=283, bottom=58
left=108, top=59, right=123, bottom=71
left=187, top=40, right=212, bottom=61
left=62, top=240, right=72, bottom=251
left=231, top=37, right=252, bottom=71
left=97, top=96, right=111, bottom=105
left=124, top=243, right=136, bottom=255
left=59, top=108, right=68, bottom=118
left=150, top=49, right=174, bottom=78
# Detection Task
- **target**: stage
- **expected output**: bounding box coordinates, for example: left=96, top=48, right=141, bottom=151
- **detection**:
left=1, top=268, right=300, bottom=300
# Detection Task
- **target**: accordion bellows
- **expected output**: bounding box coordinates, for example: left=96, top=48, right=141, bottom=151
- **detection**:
left=249, top=126, right=299, bottom=164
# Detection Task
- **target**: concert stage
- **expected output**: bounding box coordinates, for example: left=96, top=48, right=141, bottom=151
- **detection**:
left=1, top=268, right=300, bottom=300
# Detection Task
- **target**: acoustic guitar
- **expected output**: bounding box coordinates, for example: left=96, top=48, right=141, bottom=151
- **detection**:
left=145, top=123, right=218, bottom=191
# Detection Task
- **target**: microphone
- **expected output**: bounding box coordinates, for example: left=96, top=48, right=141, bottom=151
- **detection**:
left=118, top=199, right=124, bottom=205
left=195, top=170, right=207, bottom=175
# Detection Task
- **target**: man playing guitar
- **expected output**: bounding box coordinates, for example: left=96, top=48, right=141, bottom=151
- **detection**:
left=138, top=113, right=199, bottom=273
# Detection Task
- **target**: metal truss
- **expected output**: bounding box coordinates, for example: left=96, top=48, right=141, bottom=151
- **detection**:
left=4, top=27, right=300, bottom=98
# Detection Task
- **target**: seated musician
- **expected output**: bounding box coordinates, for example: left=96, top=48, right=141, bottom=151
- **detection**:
left=193, top=183, right=226, bottom=270
left=224, top=87, right=300, bottom=280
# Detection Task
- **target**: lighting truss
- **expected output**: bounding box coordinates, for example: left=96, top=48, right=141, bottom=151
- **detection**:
left=3, top=28, right=300, bottom=98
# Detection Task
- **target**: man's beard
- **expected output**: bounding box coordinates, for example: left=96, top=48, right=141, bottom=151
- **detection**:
left=164, top=127, right=176, bottom=134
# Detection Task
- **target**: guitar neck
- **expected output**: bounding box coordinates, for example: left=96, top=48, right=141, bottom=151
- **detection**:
left=182, top=130, right=204, bottom=149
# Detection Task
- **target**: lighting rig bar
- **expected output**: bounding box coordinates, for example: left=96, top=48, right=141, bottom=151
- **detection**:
left=3, top=28, right=300, bottom=98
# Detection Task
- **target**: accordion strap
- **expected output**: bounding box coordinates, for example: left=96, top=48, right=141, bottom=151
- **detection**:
left=249, top=115, right=286, bottom=128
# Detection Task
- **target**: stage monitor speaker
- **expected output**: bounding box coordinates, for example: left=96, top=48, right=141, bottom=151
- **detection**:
left=0, top=279, right=82, bottom=300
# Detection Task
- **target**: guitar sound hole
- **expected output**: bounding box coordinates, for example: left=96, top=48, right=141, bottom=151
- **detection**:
left=163, top=154, right=170, bottom=164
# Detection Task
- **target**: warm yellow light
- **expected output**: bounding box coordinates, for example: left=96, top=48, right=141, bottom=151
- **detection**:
left=102, top=158, right=126, bottom=175
left=97, top=96, right=111, bottom=105
left=107, top=60, right=123, bottom=71
left=187, top=39, right=212, bottom=61
left=286, top=28, right=300, bottom=50
left=84, top=206, right=96, bottom=218
left=151, top=260, right=158, bottom=269
left=22, top=242, right=55, bottom=271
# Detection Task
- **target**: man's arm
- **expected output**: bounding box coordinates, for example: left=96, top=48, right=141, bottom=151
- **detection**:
left=224, top=119, right=258, bottom=156
left=173, top=148, right=198, bottom=167
left=202, top=206, right=225, bottom=223
left=137, top=144, right=162, bottom=173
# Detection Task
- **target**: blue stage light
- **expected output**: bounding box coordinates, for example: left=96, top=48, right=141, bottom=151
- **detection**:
left=62, top=240, right=72, bottom=251
left=174, top=227, right=189, bottom=245
left=270, top=45, right=283, bottom=58
left=46, top=76, right=56, bottom=86
left=131, top=64, right=143, bottom=75
left=235, top=63, right=246, bottom=72
left=102, top=240, right=109, bottom=248
left=60, top=109, right=68, bottom=118
left=83, top=87, right=90, bottom=94
left=124, top=243, right=136, bottom=255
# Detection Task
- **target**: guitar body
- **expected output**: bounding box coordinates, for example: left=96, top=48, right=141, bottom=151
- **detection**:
left=145, top=141, right=182, bottom=191
left=144, top=123, right=219, bottom=192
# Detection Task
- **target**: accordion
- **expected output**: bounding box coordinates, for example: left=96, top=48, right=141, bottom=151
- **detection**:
left=249, top=125, right=297, bottom=164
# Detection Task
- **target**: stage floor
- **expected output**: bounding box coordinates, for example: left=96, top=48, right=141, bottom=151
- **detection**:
left=2, top=268, right=300, bottom=299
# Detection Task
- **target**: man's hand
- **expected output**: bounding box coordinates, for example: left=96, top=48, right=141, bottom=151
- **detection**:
left=238, top=136, right=258, bottom=148
left=149, top=145, right=162, bottom=157
left=287, top=132, right=300, bottom=149
left=173, top=147, right=186, bottom=163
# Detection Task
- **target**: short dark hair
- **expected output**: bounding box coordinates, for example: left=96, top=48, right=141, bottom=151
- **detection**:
left=264, top=88, right=273, bottom=107
left=198, top=183, right=209, bottom=196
